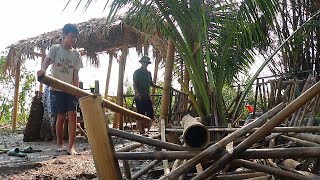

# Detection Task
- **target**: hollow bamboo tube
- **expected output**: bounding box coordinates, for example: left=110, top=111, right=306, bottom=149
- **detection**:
left=181, top=114, right=209, bottom=149
left=161, top=103, right=285, bottom=180
left=38, top=75, right=151, bottom=123
left=161, top=119, right=170, bottom=175
left=194, top=80, right=320, bottom=179
left=79, top=95, right=122, bottom=180
left=280, top=135, right=319, bottom=147
left=215, top=172, right=267, bottom=179
left=116, top=134, right=160, bottom=152
left=108, top=128, right=185, bottom=151
left=131, top=160, right=160, bottom=180
left=287, top=133, right=320, bottom=144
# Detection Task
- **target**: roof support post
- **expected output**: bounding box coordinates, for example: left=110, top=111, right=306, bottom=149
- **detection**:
left=39, top=48, right=46, bottom=93
left=104, top=53, right=113, bottom=98
left=12, top=60, right=21, bottom=132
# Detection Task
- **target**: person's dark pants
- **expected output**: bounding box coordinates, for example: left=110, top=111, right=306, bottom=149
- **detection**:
left=50, top=90, right=78, bottom=114
left=135, top=99, right=154, bottom=119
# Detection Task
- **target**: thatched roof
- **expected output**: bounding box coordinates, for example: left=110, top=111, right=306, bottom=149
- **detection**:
left=4, top=18, right=167, bottom=74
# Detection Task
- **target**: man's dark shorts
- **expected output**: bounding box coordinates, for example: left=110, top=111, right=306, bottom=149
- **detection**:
left=135, top=99, right=154, bottom=119
left=50, top=90, right=78, bottom=115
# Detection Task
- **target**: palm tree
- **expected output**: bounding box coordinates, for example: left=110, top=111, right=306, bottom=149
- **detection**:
left=68, top=0, right=279, bottom=125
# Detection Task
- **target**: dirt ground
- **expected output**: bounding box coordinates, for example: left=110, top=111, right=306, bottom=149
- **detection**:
left=0, top=130, right=162, bottom=180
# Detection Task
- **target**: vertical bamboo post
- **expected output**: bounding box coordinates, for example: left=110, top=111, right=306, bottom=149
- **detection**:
left=161, top=119, right=170, bottom=175
left=253, top=79, right=259, bottom=118
left=151, top=56, right=160, bottom=104
left=104, top=53, right=113, bottom=98
left=12, top=60, right=21, bottom=132
left=39, top=49, right=46, bottom=93
left=115, top=44, right=128, bottom=130
left=94, top=80, right=99, bottom=94
left=79, top=95, right=122, bottom=180
left=159, top=39, right=175, bottom=125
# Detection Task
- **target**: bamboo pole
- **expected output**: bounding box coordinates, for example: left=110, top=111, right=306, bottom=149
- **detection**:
left=114, top=147, right=320, bottom=160
left=123, top=160, right=131, bottom=179
left=161, top=119, right=170, bottom=175
left=12, top=60, right=21, bottom=132
left=37, top=75, right=151, bottom=123
left=108, top=128, right=185, bottom=151
left=115, top=45, right=128, bottom=130
left=104, top=53, right=113, bottom=98
left=151, top=56, right=160, bottom=104
left=166, top=126, right=320, bottom=134
left=116, top=134, right=160, bottom=152
left=161, top=103, right=285, bottom=180
left=181, top=114, right=209, bottom=149
left=280, top=135, right=319, bottom=147
left=39, top=48, right=46, bottom=93
left=287, top=133, right=320, bottom=144
left=194, top=80, right=320, bottom=179
left=79, top=95, right=122, bottom=180
left=232, top=159, right=313, bottom=180
left=215, top=172, right=267, bottom=180
left=159, top=39, right=175, bottom=125
left=131, top=160, right=160, bottom=180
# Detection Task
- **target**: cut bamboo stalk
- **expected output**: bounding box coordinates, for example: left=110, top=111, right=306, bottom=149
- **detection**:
left=38, top=75, right=151, bottom=123
left=12, top=60, right=21, bottom=132
left=215, top=172, right=267, bottom=179
left=253, top=79, right=259, bottom=118
left=232, top=159, right=313, bottom=180
left=283, top=159, right=303, bottom=170
left=79, top=95, right=122, bottom=180
left=160, top=103, right=285, bottom=180
left=131, top=160, right=160, bottom=180
left=116, top=134, right=160, bottom=152
left=172, top=159, right=183, bottom=171
left=108, top=128, right=185, bottom=151
left=287, top=133, right=320, bottom=144
left=116, top=45, right=128, bottom=130
left=166, top=126, right=320, bottom=134
left=151, top=57, right=160, bottom=104
left=194, top=79, right=320, bottom=179
left=39, top=48, right=46, bottom=93
left=104, top=53, right=113, bottom=98
left=181, top=114, right=209, bottom=149
left=123, top=160, right=131, bottom=179
left=114, top=147, right=320, bottom=160
left=280, top=135, right=319, bottom=147
left=307, top=95, right=320, bottom=126
left=161, top=119, right=170, bottom=175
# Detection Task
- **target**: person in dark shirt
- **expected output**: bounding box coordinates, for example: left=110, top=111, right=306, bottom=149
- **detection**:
left=133, top=56, right=160, bottom=134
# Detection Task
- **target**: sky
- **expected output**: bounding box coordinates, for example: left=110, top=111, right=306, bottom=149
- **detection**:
left=0, top=0, right=159, bottom=96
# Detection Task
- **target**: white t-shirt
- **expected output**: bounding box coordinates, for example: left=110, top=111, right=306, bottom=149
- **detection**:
left=46, top=44, right=83, bottom=90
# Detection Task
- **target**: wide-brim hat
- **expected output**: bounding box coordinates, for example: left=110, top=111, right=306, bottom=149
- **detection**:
left=139, top=56, right=151, bottom=64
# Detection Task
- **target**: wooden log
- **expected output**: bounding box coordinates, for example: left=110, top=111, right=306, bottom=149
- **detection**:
left=38, top=75, right=151, bottom=123
left=166, top=126, right=320, bottom=134
left=194, top=79, right=320, bottom=179
left=181, top=114, right=209, bottom=149
left=232, top=159, right=314, bottom=180
left=161, top=102, right=285, bottom=180
left=108, top=128, right=185, bottom=151
left=131, top=160, right=160, bottom=180
left=12, top=60, right=21, bottom=132
left=79, top=95, right=122, bottom=180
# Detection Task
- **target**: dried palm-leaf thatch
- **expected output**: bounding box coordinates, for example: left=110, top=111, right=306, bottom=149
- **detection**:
left=4, top=18, right=167, bottom=75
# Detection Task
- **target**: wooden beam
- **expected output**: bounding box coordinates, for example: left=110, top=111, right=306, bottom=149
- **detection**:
left=79, top=95, right=122, bottom=180
left=12, top=60, right=21, bottom=132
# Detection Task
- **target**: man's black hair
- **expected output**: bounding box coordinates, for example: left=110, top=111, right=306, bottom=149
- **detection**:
left=62, top=24, right=79, bottom=35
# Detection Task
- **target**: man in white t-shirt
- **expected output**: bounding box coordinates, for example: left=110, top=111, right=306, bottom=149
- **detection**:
left=37, top=24, right=83, bottom=155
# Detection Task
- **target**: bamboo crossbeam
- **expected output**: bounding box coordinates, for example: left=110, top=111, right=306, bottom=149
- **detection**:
left=280, top=135, right=319, bottom=147
left=108, top=128, right=185, bottom=151
left=287, top=133, right=320, bottom=144
left=232, top=159, right=314, bottom=180
left=114, top=147, right=320, bottom=160
left=193, top=80, right=320, bottom=180
left=161, top=102, right=285, bottom=180
left=166, top=126, right=320, bottom=133
left=131, top=160, right=160, bottom=180
left=38, top=75, right=151, bottom=123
